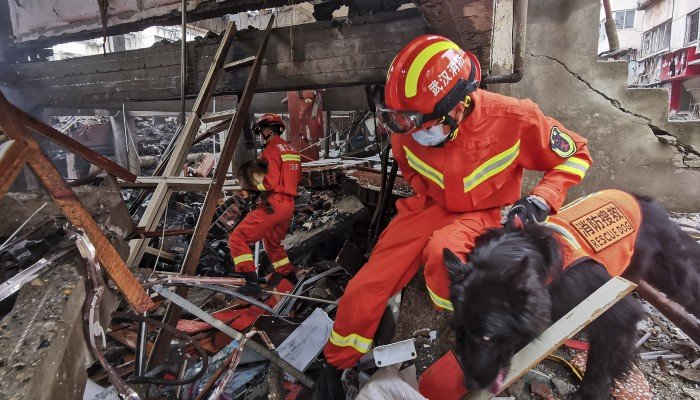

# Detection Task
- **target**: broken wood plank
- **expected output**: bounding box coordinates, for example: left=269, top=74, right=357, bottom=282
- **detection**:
left=635, top=279, right=700, bottom=345
left=222, top=56, right=256, bottom=72
left=0, top=90, right=154, bottom=313
left=108, top=328, right=155, bottom=355
left=465, top=277, right=636, bottom=400
left=12, top=105, right=137, bottom=182
left=119, top=176, right=238, bottom=191
left=128, top=21, right=238, bottom=269
left=200, top=109, right=235, bottom=124
left=129, top=227, right=194, bottom=239
left=0, top=139, right=32, bottom=197
left=193, top=119, right=231, bottom=145
left=144, top=246, right=177, bottom=263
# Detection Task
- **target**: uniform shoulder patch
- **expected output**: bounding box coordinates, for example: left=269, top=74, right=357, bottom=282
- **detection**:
left=550, top=126, right=576, bottom=158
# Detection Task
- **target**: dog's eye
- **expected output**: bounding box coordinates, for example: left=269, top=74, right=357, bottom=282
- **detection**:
left=482, top=336, right=491, bottom=342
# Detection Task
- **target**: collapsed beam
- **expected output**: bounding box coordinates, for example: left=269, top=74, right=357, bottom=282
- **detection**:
left=3, top=10, right=428, bottom=110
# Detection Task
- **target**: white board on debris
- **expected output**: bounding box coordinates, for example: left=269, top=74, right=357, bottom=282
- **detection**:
left=277, top=308, right=333, bottom=372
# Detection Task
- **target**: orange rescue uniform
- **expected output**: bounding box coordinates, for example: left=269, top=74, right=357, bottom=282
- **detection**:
left=324, top=89, right=593, bottom=368
left=229, top=135, right=302, bottom=274
left=542, top=189, right=641, bottom=276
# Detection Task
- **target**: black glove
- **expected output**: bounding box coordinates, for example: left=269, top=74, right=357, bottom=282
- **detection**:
left=237, top=271, right=262, bottom=296
left=266, top=270, right=299, bottom=289
left=506, top=195, right=551, bottom=226
left=305, top=362, right=345, bottom=400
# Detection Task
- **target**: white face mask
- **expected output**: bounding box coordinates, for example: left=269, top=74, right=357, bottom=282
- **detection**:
left=411, top=124, right=449, bottom=147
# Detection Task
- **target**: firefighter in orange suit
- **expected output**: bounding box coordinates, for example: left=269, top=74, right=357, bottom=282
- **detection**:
left=228, top=113, right=302, bottom=295
left=323, top=35, right=593, bottom=369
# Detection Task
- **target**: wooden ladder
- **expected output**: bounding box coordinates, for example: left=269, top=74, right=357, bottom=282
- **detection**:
left=127, top=20, right=256, bottom=268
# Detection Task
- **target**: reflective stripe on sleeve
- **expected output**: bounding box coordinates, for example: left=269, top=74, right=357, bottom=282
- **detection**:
left=554, top=157, right=589, bottom=179
left=256, top=183, right=266, bottom=191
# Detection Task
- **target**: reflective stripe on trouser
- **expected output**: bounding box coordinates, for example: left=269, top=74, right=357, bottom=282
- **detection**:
left=324, top=195, right=501, bottom=369
left=229, top=196, right=294, bottom=273
left=271, top=257, right=291, bottom=271
left=422, top=208, right=502, bottom=311
left=233, top=253, right=254, bottom=265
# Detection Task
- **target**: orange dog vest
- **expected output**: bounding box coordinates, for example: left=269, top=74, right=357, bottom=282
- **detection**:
left=542, top=189, right=642, bottom=277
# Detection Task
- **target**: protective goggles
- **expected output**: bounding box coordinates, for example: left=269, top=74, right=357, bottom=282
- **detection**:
left=377, top=60, right=478, bottom=134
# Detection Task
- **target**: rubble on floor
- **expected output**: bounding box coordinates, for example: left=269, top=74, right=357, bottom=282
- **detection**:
left=1, top=149, right=699, bottom=400
left=0, top=181, right=131, bottom=400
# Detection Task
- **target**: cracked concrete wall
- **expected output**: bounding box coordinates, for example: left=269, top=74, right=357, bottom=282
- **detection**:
left=491, top=0, right=700, bottom=211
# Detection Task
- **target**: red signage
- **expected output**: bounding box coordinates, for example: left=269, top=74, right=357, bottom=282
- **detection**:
left=660, top=47, right=700, bottom=81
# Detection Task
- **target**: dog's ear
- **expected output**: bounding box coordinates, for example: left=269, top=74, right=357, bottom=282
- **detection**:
left=443, top=248, right=472, bottom=283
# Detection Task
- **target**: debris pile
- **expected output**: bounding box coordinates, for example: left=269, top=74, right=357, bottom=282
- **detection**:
left=2, top=107, right=699, bottom=400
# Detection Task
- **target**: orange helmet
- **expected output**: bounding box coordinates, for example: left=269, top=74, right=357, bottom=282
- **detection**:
left=253, top=113, right=285, bottom=134
left=379, top=35, right=481, bottom=133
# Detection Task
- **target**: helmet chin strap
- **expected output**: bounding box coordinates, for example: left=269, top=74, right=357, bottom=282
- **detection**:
left=430, top=114, right=459, bottom=148
left=431, top=95, right=474, bottom=148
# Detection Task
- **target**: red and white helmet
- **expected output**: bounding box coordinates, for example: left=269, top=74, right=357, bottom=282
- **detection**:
left=253, top=113, right=285, bottom=133
left=379, top=35, right=481, bottom=134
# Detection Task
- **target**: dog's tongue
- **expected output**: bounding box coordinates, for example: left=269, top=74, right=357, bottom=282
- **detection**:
left=488, top=369, right=506, bottom=394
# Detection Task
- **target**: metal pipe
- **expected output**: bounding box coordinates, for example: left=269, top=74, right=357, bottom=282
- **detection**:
left=482, top=0, right=528, bottom=84
left=634, top=279, right=700, bottom=345
left=262, top=289, right=338, bottom=305
left=602, top=0, right=620, bottom=52
left=180, top=0, right=187, bottom=126
left=134, top=311, right=148, bottom=377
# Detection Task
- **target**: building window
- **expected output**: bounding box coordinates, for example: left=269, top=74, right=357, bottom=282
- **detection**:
left=642, top=20, right=671, bottom=57
left=686, top=9, right=699, bottom=45
left=614, top=9, right=635, bottom=29
left=600, top=19, right=606, bottom=40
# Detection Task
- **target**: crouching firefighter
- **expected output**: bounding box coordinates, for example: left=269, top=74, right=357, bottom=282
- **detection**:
left=322, top=35, right=593, bottom=371
left=228, top=113, right=302, bottom=295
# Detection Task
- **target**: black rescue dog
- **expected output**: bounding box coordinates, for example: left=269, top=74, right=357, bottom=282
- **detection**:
left=444, top=193, right=700, bottom=399
left=236, top=159, right=274, bottom=214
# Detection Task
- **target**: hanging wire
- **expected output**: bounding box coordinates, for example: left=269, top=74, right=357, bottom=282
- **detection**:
left=147, top=201, right=169, bottom=281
